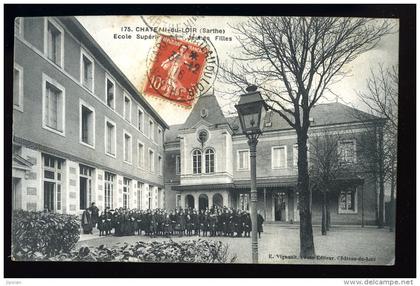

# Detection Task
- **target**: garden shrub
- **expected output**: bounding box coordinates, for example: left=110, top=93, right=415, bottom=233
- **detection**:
left=49, top=239, right=237, bottom=263
left=12, top=210, right=80, bottom=260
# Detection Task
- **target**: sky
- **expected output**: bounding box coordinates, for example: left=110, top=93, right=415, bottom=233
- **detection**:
left=77, top=16, right=399, bottom=126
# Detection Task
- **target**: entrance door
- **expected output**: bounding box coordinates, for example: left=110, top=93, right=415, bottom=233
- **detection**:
left=44, top=181, right=55, bottom=212
left=79, top=165, right=93, bottom=210
left=79, top=177, right=87, bottom=210
left=123, top=178, right=131, bottom=209
left=199, top=194, right=208, bottom=211
left=274, top=192, right=287, bottom=221
left=213, top=193, right=223, bottom=208
left=185, top=195, right=195, bottom=209
left=43, top=154, right=64, bottom=213
left=12, top=178, right=22, bottom=210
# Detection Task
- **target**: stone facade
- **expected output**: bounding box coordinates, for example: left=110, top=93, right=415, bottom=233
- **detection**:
left=164, top=95, right=383, bottom=226
left=11, top=16, right=383, bottom=226
left=12, top=16, right=168, bottom=215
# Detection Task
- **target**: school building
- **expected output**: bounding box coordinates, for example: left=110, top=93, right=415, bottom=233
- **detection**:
left=163, top=94, right=384, bottom=225
left=12, top=16, right=385, bottom=225
left=12, top=16, right=168, bottom=215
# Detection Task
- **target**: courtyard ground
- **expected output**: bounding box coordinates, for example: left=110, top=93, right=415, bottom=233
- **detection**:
left=76, top=224, right=395, bottom=265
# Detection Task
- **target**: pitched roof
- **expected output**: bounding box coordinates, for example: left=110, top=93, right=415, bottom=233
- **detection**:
left=166, top=102, right=383, bottom=142
left=182, top=94, right=228, bottom=129
left=227, top=102, right=382, bottom=135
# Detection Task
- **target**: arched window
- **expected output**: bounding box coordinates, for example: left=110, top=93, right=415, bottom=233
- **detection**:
left=205, top=149, right=215, bottom=173
left=192, top=150, right=202, bottom=174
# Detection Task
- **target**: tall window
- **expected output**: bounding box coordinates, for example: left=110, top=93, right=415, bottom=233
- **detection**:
left=43, top=154, right=64, bottom=212
left=123, top=131, right=132, bottom=163
left=137, top=141, right=144, bottom=168
left=138, top=108, right=144, bottom=132
left=176, top=194, right=181, bottom=209
left=124, top=95, right=131, bottom=122
left=192, top=150, right=202, bottom=174
left=338, top=140, right=356, bottom=163
left=237, top=150, right=249, bottom=170
left=105, top=76, right=115, bottom=109
left=205, top=149, right=215, bottom=173
left=149, top=149, right=155, bottom=172
left=339, top=188, right=357, bottom=213
left=158, top=128, right=163, bottom=145
left=13, top=64, right=23, bottom=111
left=158, top=155, right=163, bottom=175
left=137, top=182, right=144, bottom=209
left=149, top=120, right=154, bottom=141
left=104, top=172, right=114, bottom=209
left=81, top=50, right=94, bottom=91
left=239, top=194, right=249, bottom=211
left=293, top=144, right=298, bottom=167
left=272, top=146, right=287, bottom=169
left=123, top=178, right=131, bottom=209
left=43, top=75, right=65, bottom=135
left=147, top=187, right=152, bottom=209
left=105, top=119, right=116, bottom=156
left=80, top=102, right=95, bottom=147
left=79, top=165, right=93, bottom=210
left=46, top=19, right=63, bottom=67
left=175, top=155, right=181, bottom=175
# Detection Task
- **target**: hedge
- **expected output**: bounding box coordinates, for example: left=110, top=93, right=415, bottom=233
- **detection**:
left=11, top=210, right=236, bottom=263
left=51, top=239, right=237, bottom=263
left=12, top=210, right=80, bottom=260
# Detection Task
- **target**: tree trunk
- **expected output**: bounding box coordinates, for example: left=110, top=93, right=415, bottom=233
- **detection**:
left=321, top=191, right=327, bottom=235
left=297, top=132, right=315, bottom=258
left=389, top=171, right=396, bottom=232
left=373, top=127, right=379, bottom=225
left=326, top=192, right=331, bottom=231
left=378, top=127, right=385, bottom=229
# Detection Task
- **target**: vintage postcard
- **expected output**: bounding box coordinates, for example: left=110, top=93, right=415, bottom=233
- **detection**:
left=10, top=12, right=399, bottom=266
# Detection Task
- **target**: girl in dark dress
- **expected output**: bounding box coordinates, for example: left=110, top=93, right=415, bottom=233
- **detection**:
left=257, top=211, right=265, bottom=238
left=179, top=210, right=186, bottom=237
left=163, top=213, right=172, bottom=237
left=81, top=209, right=93, bottom=234
left=98, top=211, right=106, bottom=236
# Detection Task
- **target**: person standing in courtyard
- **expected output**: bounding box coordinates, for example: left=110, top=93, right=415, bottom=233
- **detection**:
left=81, top=208, right=93, bottom=234
left=257, top=210, right=264, bottom=238
left=90, top=202, right=99, bottom=228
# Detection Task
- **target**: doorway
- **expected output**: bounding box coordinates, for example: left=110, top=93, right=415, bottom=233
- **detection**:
left=43, top=154, right=64, bottom=212
left=199, top=194, right=209, bottom=211
left=274, top=192, right=287, bottom=221
left=213, top=193, right=223, bottom=208
left=79, top=165, right=93, bottom=210
left=12, top=178, right=22, bottom=210
left=44, top=181, right=55, bottom=212
left=79, top=177, right=88, bottom=210
left=185, top=194, right=195, bottom=209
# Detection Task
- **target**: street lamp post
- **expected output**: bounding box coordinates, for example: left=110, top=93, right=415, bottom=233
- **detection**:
left=235, top=85, right=267, bottom=264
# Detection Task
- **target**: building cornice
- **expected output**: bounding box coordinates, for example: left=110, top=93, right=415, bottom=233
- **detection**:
left=14, top=136, right=165, bottom=189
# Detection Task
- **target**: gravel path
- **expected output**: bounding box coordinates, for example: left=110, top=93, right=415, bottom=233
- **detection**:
left=76, top=224, right=395, bottom=265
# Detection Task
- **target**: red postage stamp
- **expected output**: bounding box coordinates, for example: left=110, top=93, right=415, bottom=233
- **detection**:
left=144, top=35, right=212, bottom=107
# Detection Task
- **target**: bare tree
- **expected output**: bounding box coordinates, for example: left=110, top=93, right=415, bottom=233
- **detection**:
left=309, top=130, right=351, bottom=235
left=221, top=17, right=393, bottom=257
left=355, top=65, right=398, bottom=230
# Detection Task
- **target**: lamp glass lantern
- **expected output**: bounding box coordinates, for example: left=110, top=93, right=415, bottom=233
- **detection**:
left=234, top=85, right=267, bottom=264
left=235, top=86, right=267, bottom=136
